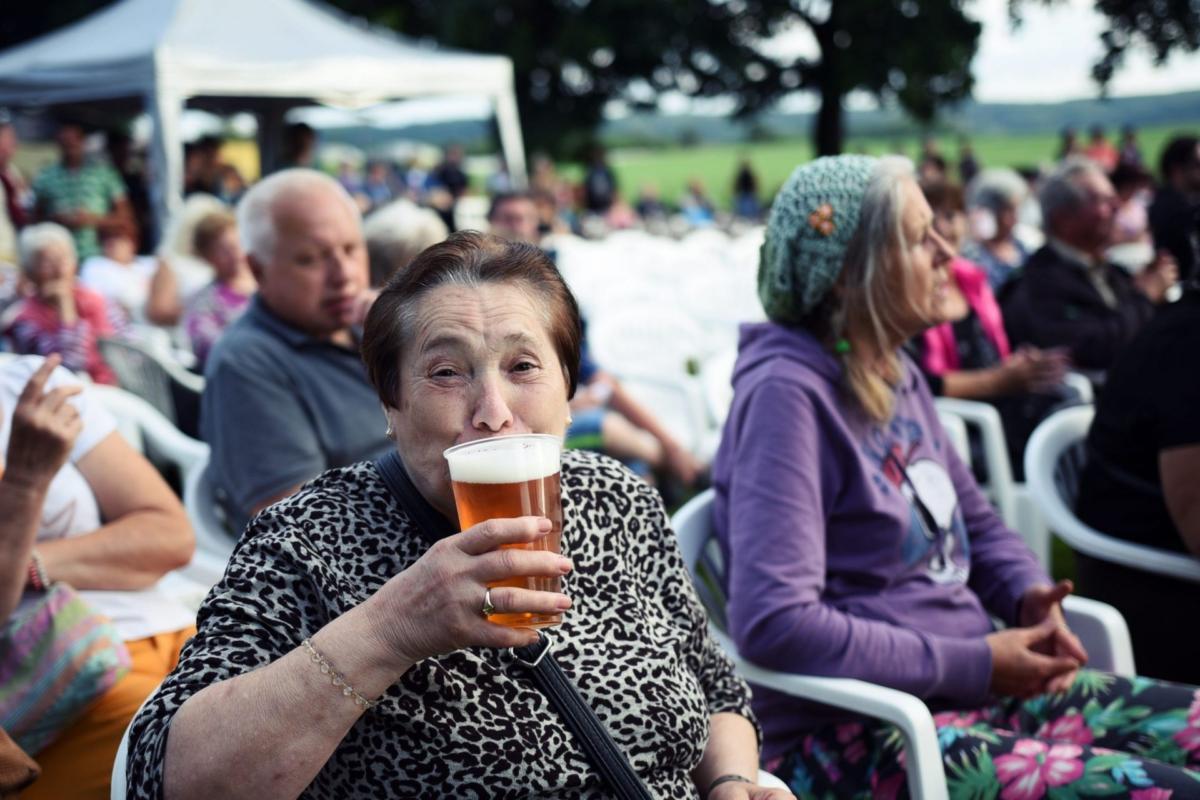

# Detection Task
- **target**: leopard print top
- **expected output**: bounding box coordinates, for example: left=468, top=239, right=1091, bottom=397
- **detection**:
left=126, top=449, right=756, bottom=798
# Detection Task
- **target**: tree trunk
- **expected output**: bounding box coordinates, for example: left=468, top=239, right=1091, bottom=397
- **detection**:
left=811, top=20, right=845, bottom=157
left=814, top=86, right=844, bottom=156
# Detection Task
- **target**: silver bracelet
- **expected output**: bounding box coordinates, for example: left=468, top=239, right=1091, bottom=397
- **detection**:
left=300, top=638, right=381, bottom=711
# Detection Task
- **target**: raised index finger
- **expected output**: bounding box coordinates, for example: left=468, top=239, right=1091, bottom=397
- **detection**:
left=457, top=516, right=552, bottom=556
left=18, top=355, right=63, bottom=404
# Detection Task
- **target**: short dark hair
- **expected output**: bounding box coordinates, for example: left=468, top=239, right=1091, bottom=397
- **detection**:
left=1160, top=135, right=1199, bottom=181
left=1109, top=161, right=1151, bottom=192
left=920, top=179, right=964, bottom=215
left=487, top=190, right=535, bottom=221
left=361, top=231, right=583, bottom=409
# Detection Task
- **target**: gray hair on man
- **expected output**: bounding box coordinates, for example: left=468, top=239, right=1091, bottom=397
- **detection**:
left=18, top=222, right=76, bottom=273
left=1038, top=157, right=1106, bottom=232
left=363, top=199, right=449, bottom=288
left=236, top=168, right=361, bottom=264
left=965, top=168, right=1028, bottom=214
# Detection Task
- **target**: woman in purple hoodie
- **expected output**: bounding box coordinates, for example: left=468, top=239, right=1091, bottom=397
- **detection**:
left=712, top=155, right=1200, bottom=799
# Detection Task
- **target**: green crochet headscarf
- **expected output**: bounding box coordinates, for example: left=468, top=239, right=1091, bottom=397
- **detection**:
left=758, top=155, right=878, bottom=325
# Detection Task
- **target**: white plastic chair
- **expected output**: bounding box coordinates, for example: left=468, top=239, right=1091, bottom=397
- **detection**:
left=588, top=305, right=714, bottom=380
left=936, top=409, right=971, bottom=467
left=1024, top=405, right=1200, bottom=589
left=91, top=385, right=207, bottom=489
left=92, top=384, right=228, bottom=589
left=672, top=489, right=1137, bottom=800
left=616, top=371, right=715, bottom=460
left=933, top=397, right=1052, bottom=566
left=181, top=459, right=239, bottom=587
left=701, top=348, right=737, bottom=429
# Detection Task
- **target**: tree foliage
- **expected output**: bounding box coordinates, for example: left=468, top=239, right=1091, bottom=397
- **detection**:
left=738, top=0, right=982, bottom=154
left=331, top=0, right=982, bottom=157
left=1013, top=0, right=1200, bottom=88
left=327, top=0, right=772, bottom=158
left=5, top=1, right=1195, bottom=159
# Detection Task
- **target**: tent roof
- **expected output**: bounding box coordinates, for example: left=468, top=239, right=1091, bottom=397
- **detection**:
left=0, top=0, right=515, bottom=107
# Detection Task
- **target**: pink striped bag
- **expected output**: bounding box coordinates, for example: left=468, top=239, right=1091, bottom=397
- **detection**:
left=0, top=584, right=131, bottom=755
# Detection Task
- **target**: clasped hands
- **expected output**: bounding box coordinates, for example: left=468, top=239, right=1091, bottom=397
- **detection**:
left=986, top=579, right=1088, bottom=698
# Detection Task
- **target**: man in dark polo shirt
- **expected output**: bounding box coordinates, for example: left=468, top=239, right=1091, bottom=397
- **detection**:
left=201, top=169, right=389, bottom=531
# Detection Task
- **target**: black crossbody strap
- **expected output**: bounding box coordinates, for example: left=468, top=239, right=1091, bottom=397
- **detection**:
left=372, top=452, right=653, bottom=800
left=511, top=634, right=654, bottom=800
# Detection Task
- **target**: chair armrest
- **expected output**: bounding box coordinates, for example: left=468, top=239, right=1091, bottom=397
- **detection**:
left=713, top=628, right=948, bottom=800
left=1062, top=372, right=1093, bottom=404
left=1062, top=595, right=1136, bottom=677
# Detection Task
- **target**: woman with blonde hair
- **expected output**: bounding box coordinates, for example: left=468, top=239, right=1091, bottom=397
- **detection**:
left=182, top=209, right=255, bottom=369
left=713, top=155, right=1200, bottom=797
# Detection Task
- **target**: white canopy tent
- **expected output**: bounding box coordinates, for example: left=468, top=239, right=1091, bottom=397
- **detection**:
left=0, top=0, right=527, bottom=231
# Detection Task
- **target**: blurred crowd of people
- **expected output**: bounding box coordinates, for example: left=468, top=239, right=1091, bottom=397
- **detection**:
left=2, top=102, right=1200, bottom=798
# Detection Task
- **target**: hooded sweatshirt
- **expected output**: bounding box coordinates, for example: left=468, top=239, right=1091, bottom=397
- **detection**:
left=711, top=322, right=1049, bottom=761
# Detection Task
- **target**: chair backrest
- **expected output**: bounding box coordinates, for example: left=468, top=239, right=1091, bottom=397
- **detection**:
left=936, top=409, right=971, bottom=466
left=97, top=337, right=204, bottom=437
left=671, top=488, right=729, bottom=631
left=933, top=397, right=1018, bottom=526
left=91, top=384, right=209, bottom=491
left=1024, top=405, right=1200, bottom=584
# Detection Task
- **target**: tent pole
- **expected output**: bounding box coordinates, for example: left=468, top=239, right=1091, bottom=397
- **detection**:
left=257, top=103, right=288, bottom=176
left=147, top=84, right=184, bottom=249
left=493, top=90, right=527, bottom=190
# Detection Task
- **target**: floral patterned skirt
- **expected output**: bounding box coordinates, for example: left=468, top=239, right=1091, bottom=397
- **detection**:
left=766, top=670, right=1200, bottom=799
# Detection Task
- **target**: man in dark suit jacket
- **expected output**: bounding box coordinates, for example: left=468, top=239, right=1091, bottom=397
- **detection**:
left=1001, top=158, right=1176, bottom=373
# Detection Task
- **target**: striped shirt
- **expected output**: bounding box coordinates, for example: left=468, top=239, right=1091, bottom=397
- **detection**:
left=32, top=160, right=126, bottom=259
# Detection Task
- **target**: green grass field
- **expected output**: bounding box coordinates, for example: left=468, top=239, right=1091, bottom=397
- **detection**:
left=557, top=122, right=1200, bottom=211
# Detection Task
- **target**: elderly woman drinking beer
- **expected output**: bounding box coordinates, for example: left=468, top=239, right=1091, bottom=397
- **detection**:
left=124, top=231, right=791, bottom=800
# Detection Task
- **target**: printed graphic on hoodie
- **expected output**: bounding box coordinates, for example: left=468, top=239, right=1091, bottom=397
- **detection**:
left=865, top=415, right=970, bottom=585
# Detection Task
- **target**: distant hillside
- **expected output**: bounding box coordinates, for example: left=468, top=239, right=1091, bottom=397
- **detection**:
left=318, top=90, right=1200, bottom=153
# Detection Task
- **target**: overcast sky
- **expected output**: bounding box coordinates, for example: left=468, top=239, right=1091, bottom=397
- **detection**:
left=758, top=0, right=1200, bottom=113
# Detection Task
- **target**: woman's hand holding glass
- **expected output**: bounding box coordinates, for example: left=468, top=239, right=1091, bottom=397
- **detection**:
left=364, top=515, right=573, bottom=670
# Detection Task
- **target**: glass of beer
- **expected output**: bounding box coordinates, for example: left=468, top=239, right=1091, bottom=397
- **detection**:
left=443, top=434, right=564, bottom=628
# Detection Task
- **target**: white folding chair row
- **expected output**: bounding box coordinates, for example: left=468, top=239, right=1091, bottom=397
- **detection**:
left=618, top=372, right=716, bottom=461
left=588, top=305, right=717, bottom=379
left=672, top=489, right=1136, bottom=800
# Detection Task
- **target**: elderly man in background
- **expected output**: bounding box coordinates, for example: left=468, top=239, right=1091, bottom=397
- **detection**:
left=33, top=122, right=132, bottom=262
left=361, top=198, right=447, bottom=288
left=1001, top=158, right=1176, bottom=375
left=201, top=169, right=390, bottom=532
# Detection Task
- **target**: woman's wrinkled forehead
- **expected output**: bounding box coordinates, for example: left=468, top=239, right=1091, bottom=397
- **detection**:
left=403, top=280, right=554, bottom=359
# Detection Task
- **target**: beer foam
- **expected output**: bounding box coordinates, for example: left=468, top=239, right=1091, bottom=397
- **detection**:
left=445, top=437, right=561, bottom=483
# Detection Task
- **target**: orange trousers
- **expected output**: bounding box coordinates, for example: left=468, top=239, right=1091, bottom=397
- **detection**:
left=22, top=626, right=195, bottom=800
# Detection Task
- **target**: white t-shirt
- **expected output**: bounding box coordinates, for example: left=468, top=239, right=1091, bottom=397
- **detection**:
left=79, top=254, right=159, bottom=321
left=2, top=356, right=195, bottom=640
